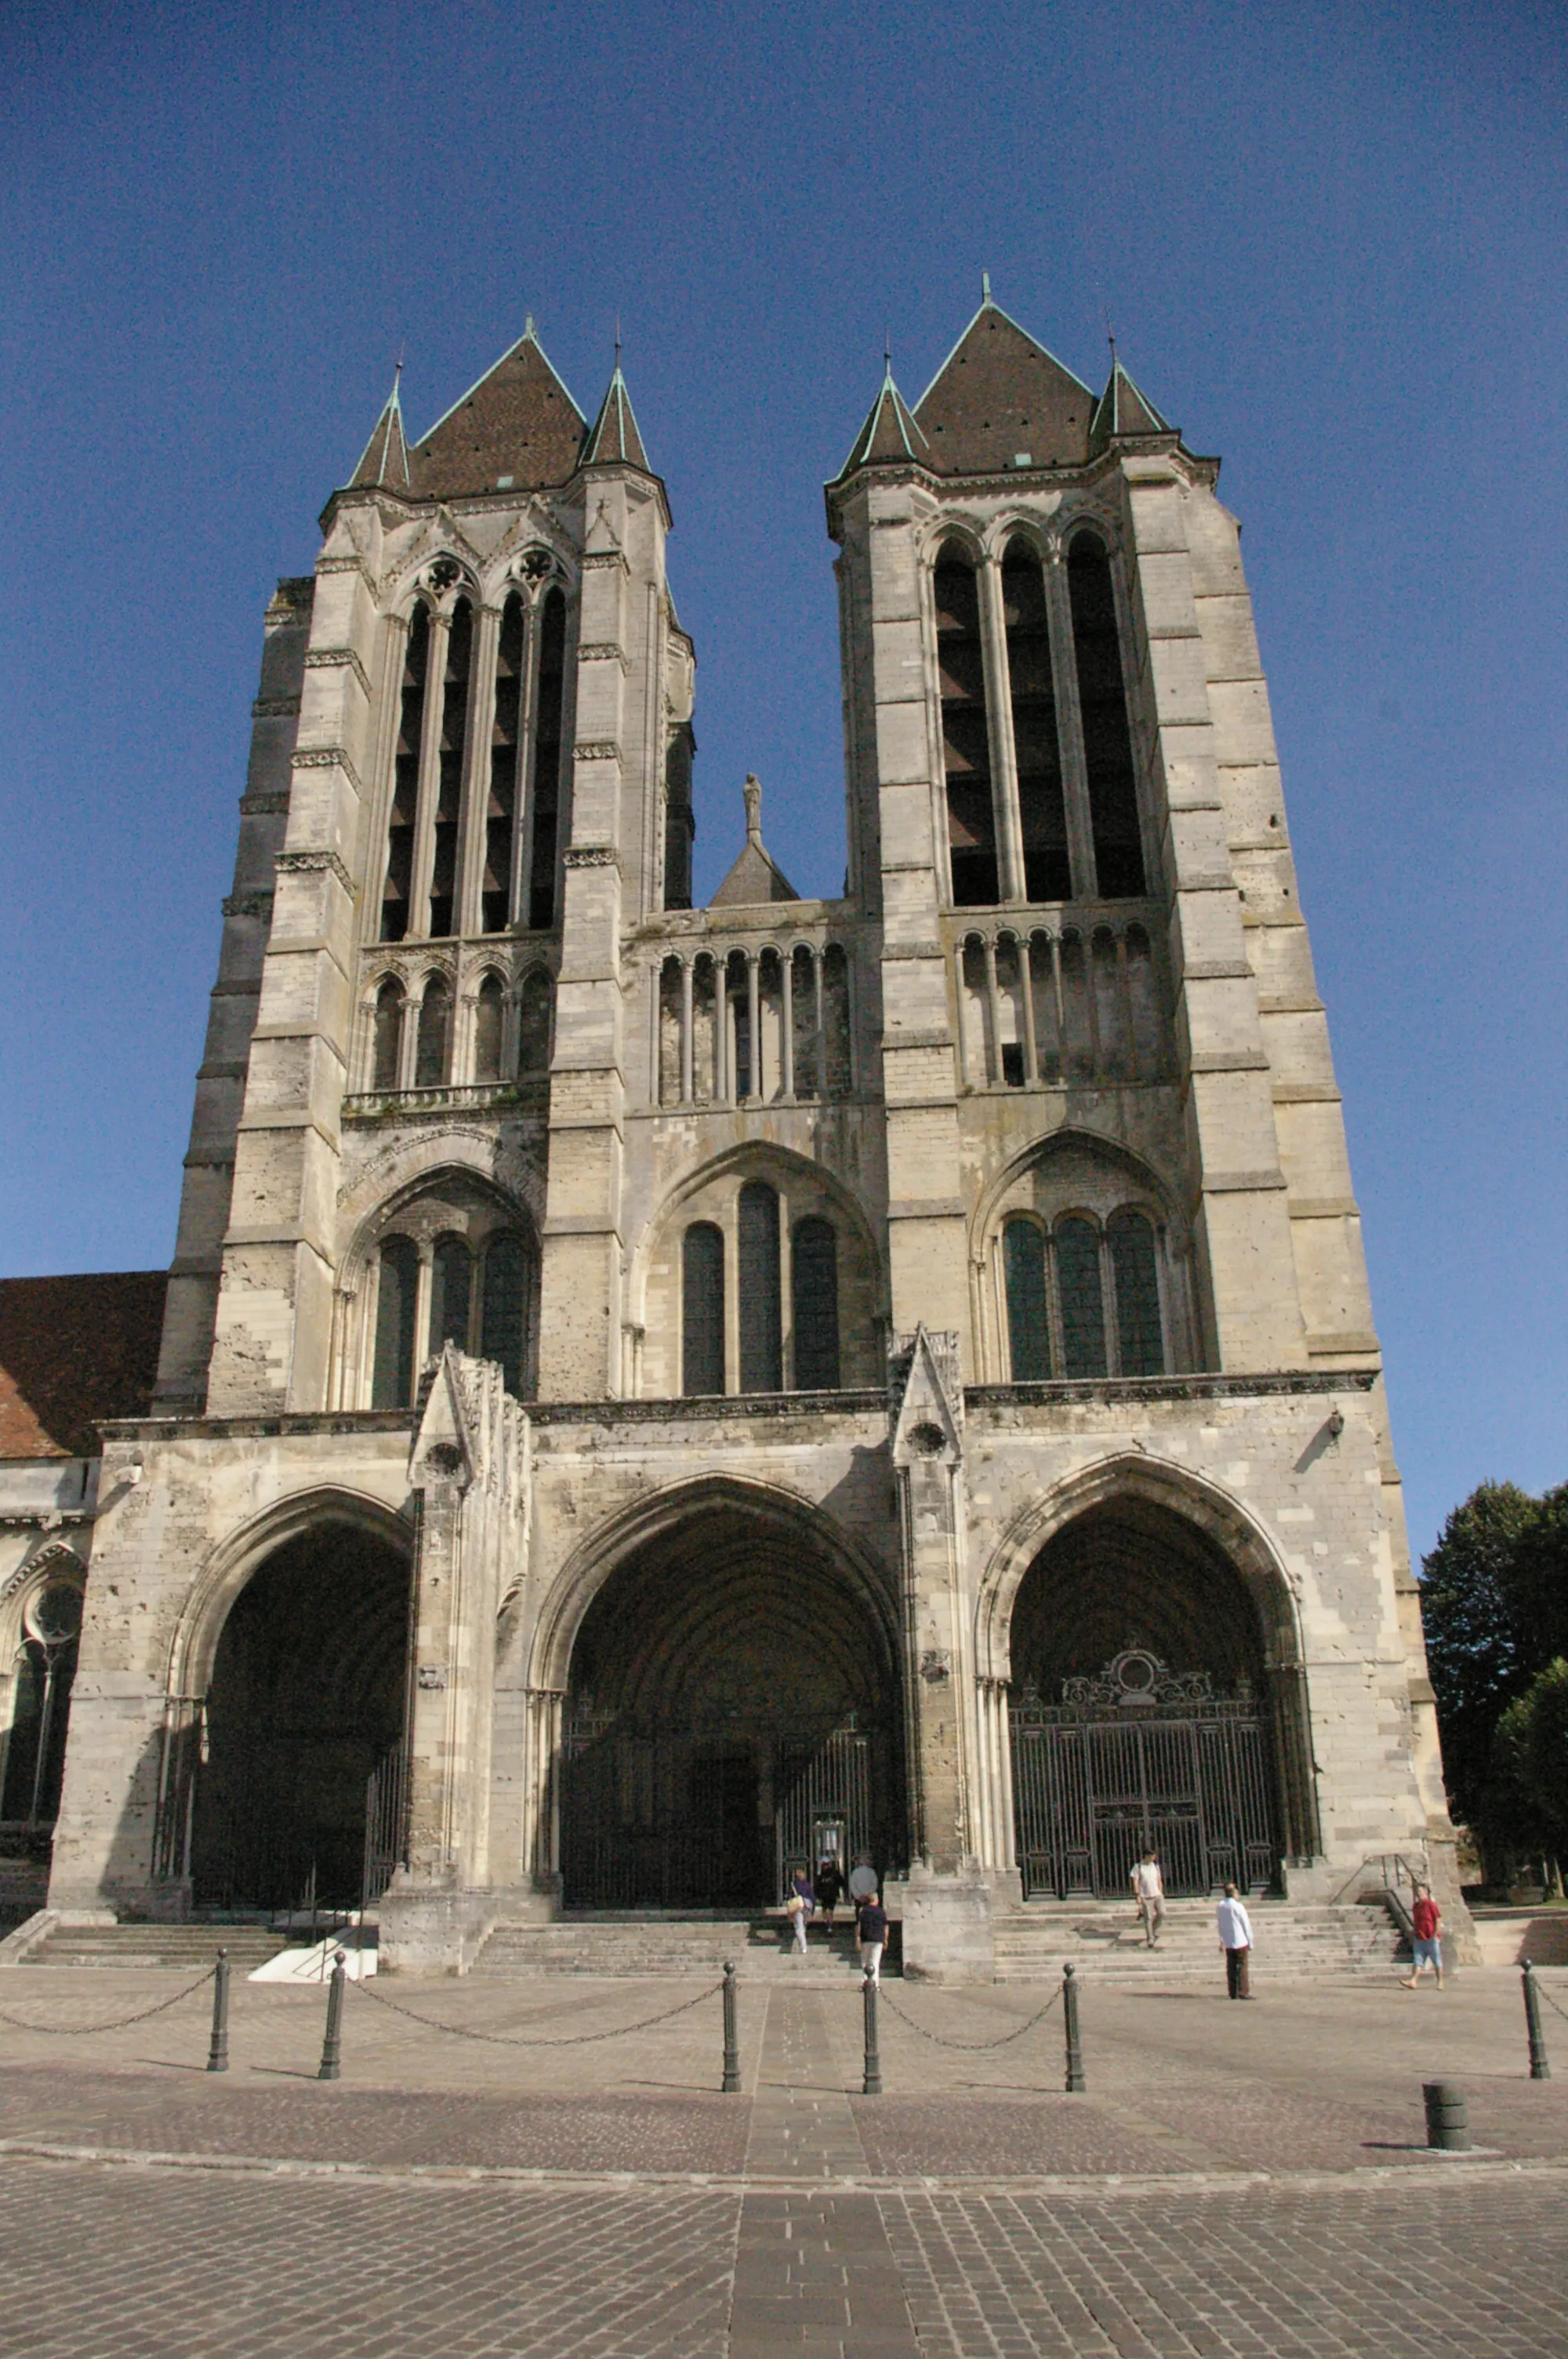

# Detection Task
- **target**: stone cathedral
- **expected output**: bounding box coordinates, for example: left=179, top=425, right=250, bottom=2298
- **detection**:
left=27, top=293, right=1463, bottom=1976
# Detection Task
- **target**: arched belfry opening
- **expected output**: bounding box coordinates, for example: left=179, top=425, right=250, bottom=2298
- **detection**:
left=186, top=1523, right=412, bottom=1914
left=559, top=1496, right=903, bottom=1910
left=1006, top=1494, right=1312, bottom=1901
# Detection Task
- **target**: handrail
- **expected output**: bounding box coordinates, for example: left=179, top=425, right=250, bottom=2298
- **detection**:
left=1326, top=1849, right=1429, bottom=1917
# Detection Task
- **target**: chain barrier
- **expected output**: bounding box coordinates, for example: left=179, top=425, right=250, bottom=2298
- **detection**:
left=0, top=1966, right=215, bottom=2037
left=352, top=1973, right=725, bottom=2047
left=1533, top=1978, right=1568, bottom=2026
left=873, top=1983, right=1062, bottom=2051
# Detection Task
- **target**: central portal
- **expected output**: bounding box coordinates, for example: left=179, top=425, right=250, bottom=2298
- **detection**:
left=560, top=1497, right=898, bottom=1910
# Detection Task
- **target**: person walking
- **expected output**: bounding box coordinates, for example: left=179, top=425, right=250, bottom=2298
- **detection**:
left=1131, top=1851, right=1165, bottom=1947
left=857, top=1888, right=889, bottom=1983
left=786, top=1866, right=814, bottom=1954
left=1400, top=1887, right=1444, bottom=1990
left=1216, top=1882, right=1254, bottom=1997
left=814, top=1855, right=844, bottom=1933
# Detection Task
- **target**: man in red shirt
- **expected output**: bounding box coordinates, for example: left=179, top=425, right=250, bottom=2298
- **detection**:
left=1400, top=1888, right=1443, bottom=1989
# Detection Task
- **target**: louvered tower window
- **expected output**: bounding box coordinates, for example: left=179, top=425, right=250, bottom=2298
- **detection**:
left=529, top=588, right=567, bottom=929
left=428, top=599, right=472, bottom=938
left=481, top=1234, right=529, bottom=1398
left=1002, top=540, right=1070, bottom=903
left=379, top=605, right=430, bottom=942
left=935, top=543, right=998, bottom=906
left=1068, top=534, right=1145, bottom=897
left=485, top=594, right=524, bottom=932
left=473, top=973, right=505, bottom=1083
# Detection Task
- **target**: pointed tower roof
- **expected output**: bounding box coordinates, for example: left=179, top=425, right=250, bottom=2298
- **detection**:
left=1087, top=358, right=1174, bottom=452
left=913, top=292, right=1094, bottom=474
left=710, top=774, right=800, bottom=907
left=408, top=320, right=586, bottom=500
left=832, top=362, right=930, bottom=482
left=348, top=371, right=411, bottom=491
left=581, top=363, right=652, bottom=471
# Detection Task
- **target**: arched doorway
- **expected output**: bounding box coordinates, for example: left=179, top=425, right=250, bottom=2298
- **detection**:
left=188, top=1524, right=411, bottom=1913
left=1006, top=1495, right=1301, bottom=1900
left=558, top=1497, right=902, bottom=1910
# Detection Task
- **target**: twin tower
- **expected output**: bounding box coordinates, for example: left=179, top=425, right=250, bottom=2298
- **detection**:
left=49, top=294, right=1461, bottom=1977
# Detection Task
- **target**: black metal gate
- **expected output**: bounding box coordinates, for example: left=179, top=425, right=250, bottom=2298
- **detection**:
left=561, top=1716, right=877, bottom=1910
left=1011, top=1650, right=1276, bottom=1899
left=775, top=1721, right=871, bottom=1900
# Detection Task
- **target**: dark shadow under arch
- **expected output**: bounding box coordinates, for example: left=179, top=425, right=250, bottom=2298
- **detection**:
left=557, top=1488, right=904, bottom=1909
left=188, top=1523, right=412, bottom=1913
left=1005, top=1492, right=1318, bottom=1896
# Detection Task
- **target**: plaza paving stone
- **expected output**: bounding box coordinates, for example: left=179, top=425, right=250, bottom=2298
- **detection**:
left=0, top=1965, right=1563, bottom=2354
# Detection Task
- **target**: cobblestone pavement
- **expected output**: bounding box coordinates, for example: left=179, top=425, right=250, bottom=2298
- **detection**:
left=0, top=1968, right=1565, bottom=2354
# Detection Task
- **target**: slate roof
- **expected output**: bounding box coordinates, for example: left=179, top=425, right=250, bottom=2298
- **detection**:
left=0, top=1274, right=169, bottom=1459
left=913, top=297, right=1096, bottom=475
left=581, top=365, right=652, bottom=471
left=710, top=776, right=800, bottom=906
left=403, top=323, right=587, bottom=500
left=1088, top=359, right=1172, bottom=452
left=349, top=374, right=412, bottom=490
left=833, top=365, right=929, bottom=480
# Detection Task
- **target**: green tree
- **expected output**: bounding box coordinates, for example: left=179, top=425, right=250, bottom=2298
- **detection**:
left=1419, top=1481, right=1541, bottom=1830
left=1490, top=1659, right=1568, bottom=1863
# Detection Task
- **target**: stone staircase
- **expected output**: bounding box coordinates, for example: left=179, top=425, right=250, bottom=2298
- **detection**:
left=473, top=1912, right=895, bottom=1980
left=24, top=1921, right=290, bottom=1972
left=992, top=1896, right=1406, bottom=1983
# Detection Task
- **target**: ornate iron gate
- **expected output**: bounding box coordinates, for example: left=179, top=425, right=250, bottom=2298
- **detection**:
left=775, top=1721, right=871, bottom=1901
left=1010, top=1650, right=1276, bottom=1899
left=561, top=1716, right=877, bottom=1910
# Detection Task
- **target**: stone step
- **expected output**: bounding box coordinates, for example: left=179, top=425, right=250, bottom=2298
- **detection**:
left=990, top=1900, right=1404, bottom=1982
left=27, top=1924, right=289, bottom=1970
left=473, top=1917, right=898, bottom=1979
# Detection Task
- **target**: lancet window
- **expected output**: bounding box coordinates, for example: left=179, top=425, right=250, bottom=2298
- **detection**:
left=1000, top=1207, right=1166, bottom=1381
left=935, top=543, right=1000, bottom=907
left=2, top=1565, right=84, bottom=1833
left=673, top=1178, right=862, bottom=1398
left=929, top=524, right=1147, bottom=911
left=369, top=1218, right=536, bottom=1407
left=376, top=564, right=572, bottom=948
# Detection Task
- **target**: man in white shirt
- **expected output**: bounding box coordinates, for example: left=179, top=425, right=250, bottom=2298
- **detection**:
left=1130, top=1852, right=1165, bottom=1947
left=1216, top=1884, right=1254, bottom=1997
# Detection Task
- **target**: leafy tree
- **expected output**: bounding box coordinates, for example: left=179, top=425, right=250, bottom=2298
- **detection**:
left=1419, top=1482, right=1541, bottom=1830
left=1490, top=1659, right=1568, bottom=1863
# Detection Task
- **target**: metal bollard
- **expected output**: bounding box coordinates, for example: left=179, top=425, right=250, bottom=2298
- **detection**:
left=1523, top=1961, right=1552, bottom=2081
left=318, top=1951, right=347, bottom=2082
left=1423, top=2081, right=1472, bottom=2151
left=862, top=1971, right=883, bottom=2095
left=206, top=1946, right=230, bottom=2074
left=721, top=1961, right=741, bottom=2094
left=1063, top=1962, right=1085, bottom=2093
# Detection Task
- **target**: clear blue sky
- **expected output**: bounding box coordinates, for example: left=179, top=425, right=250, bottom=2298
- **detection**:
left=1, top=1, right=1563, bottom=1556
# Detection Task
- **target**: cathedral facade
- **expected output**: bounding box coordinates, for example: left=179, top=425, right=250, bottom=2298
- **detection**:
left=42, top=296, right=1461, bottom=1975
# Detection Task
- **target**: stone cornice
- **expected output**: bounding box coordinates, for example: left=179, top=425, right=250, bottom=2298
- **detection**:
left=303, top=645, right=373, bottom=698
left=967, top=1369, right=1377, bottom=1409
left=239, top=791, right=289, bottom=816
left=563, top=845, right=619, bottom=869
left=274, top=847, right=354, bottom=895
left=290, top=745, right=365, bottom=795
left=222, top=890, right=274, bottom=920
left=251, top=696, right=300, bottom=721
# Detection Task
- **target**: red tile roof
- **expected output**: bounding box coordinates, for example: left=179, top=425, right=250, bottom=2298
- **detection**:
left=0, top=1274, right=168, bottom=1458
left=913, top=300, right=1094, bottom=475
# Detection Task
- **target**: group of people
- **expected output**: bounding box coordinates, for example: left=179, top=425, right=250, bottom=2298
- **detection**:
left=786, top=1857, right=888, bottom=1980
left=1131, top=1851, right=1446, bottom=1996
